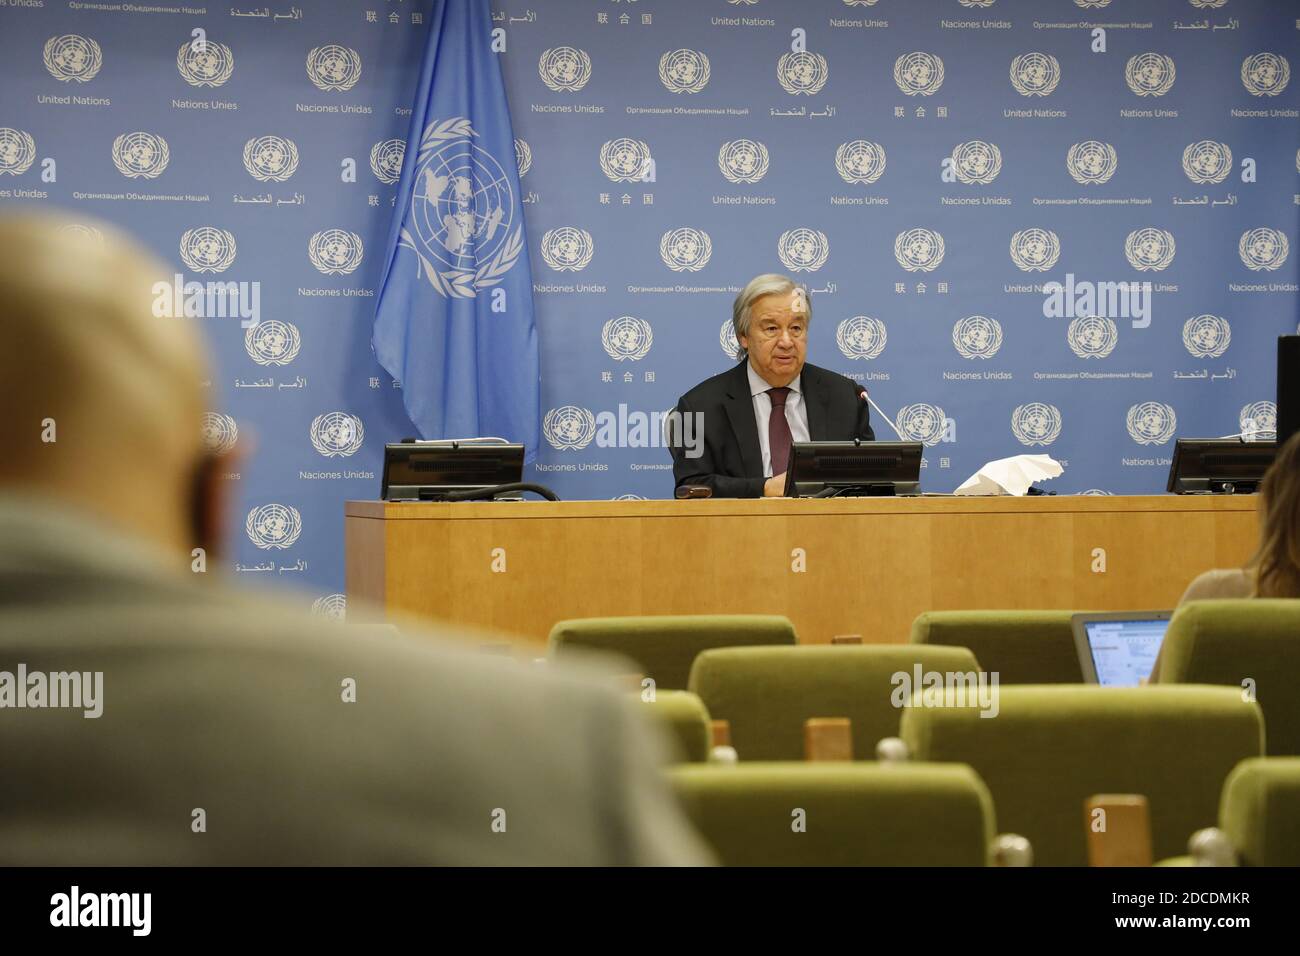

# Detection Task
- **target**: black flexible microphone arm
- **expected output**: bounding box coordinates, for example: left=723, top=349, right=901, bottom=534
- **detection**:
left=439, top=482, right=561, bottom=502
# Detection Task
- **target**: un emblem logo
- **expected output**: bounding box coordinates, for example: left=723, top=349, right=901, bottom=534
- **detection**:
left=179, top=227, right=237, bottom=274
left=1011, top=403, right=1063, bottom=446
left=1189, top=0, right=1227, bottom=7
left=660, top=227, right=712, bottom=272
left=112, top=132, right=169, bottom=179
left=369, top=139, right=405, bottom=185
left=1241, top=53, right=1290, bottom=97
left=306, top=44, right=362, bottom=92
left=959, top=0, right=994, bottom=6
left=0, top=128, right=36, bottom=176
left=1067, top=141, right=1118, bottom=185
left=515, top=138, right=532, bottom=178
left=245, top=320, right=302, bottom=366
left=311, top=594, right=347, bottom=620
left=952, top=141, right=1002, bottom=185
left=612, top=494, right=646, bottom=501
left=200, top=412, right=239, bottom=455
left=659, top=49, right=711, bottom=94
left=894, top=52, right=944, bottom=96
left=1182, top=315, right=1231, bottom=359
left=897, top=404, right=948, bottom=446
left=778, top=229, right=829, bottom=273
left=1240, top=402, right=1278, bottom=442
left=399, top=118, right=524, bottom=297
left=246, top=504, right=303, bottom=550
left=836, top=317, right=888, bottom=360
left=310, top=412, right=365, bottom=458
left=894, top=228, right=945, bottom=272
left=777, top=52, right=828, bottom=95
left=542, top=226, right=595, bottom=272
left=1079, top=489, right=1114, bottom=496
left=952, top=316, right=1003, bottom=360
left=1239, top=228, right=1289, bottom=271
left=177, top=39, right=234, bottom=87
left=57, top=223, right=104, bottom=244
left=1125, top=228, right=1176, bottom=272
left=43, top=35, right=102, bottom=83
left=1010, top=53, right=1061, bottom=96
left=1075, top=0, right=1111, bottom=7
left=540, top=46, right=592, bottom=92
left=1127, top=402, right=1177, bottom=445
left=720, top=320, right=742, bottom=360
left=243, top=135, right=299, bottom=182
left=1067, top=316, right=1119, bottom=359
left=308, top=230, right=364, bottom=276
left=835, top=140, right=886, bottom=184
left=1182, top=141, right=1232, bottom=185
left=1125, top=53, right=1175, bottom=97
left=842, top=0, right=879, bottom=5
left=1010, top=229, right=1061, bottom=272
left=719, top=139, right=769, bottom=184
left=602, top=316, right=653, bottom=361
left=599, top=138, right=652, bottom=183
left=544, top=405, right=597, bottom=450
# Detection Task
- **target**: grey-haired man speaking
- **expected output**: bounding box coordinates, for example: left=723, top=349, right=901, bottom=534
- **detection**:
left=669, top=274, right=874, bottom=498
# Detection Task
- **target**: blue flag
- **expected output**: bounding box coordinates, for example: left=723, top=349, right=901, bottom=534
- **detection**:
left=373, top=0, right=539, bottom=461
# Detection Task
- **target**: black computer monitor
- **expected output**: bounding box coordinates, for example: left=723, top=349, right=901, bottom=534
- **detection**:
left=1166, top=439, right=1276, bottom=495
left=381, top=441, right=525, bottom=500
left=783, top=441, right=923, bottom=497
left=1278, top=335, right=1300, bottom=449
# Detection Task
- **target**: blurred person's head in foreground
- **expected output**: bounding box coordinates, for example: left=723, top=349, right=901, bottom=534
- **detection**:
left=0, top=211, right=230, bottom=560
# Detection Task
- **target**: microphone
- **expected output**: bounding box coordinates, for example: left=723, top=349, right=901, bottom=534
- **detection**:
left=857, top=385, right=905, bottom=440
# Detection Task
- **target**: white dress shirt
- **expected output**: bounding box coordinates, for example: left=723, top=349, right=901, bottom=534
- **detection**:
left=747, top=361, right=811, bottom=477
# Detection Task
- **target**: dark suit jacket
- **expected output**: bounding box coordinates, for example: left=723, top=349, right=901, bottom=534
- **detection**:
left=670, top=360, right=875, bottom=498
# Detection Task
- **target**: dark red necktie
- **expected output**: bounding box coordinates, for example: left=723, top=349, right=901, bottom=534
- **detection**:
left=767, top=386, right=792, bottom=475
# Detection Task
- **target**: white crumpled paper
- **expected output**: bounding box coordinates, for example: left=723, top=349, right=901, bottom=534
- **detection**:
left=953, top=454, right=1064, bottom=496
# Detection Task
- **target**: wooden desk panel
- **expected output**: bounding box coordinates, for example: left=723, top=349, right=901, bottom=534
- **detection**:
left=345, top=496, right=1258, bottom=647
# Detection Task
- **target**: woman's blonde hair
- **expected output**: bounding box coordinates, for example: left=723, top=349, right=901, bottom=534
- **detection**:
left=1250, top=430, right=1300, bottom=597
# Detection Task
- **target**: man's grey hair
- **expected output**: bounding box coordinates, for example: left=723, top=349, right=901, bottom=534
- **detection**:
left=731, top=273, right=811, bottom=356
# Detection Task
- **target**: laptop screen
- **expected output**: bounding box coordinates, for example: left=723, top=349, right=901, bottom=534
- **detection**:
left=1083, top=618, right=1170, bottom=687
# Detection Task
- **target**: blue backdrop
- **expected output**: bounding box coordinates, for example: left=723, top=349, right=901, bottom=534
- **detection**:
left=2, top=0, right=1298, bottom=614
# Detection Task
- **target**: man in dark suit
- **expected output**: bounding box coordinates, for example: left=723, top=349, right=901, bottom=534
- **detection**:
left=670, top=274, right=874, bottom=498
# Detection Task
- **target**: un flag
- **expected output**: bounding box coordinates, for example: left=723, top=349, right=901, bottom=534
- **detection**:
left=373, top=0, right=539, bottom=461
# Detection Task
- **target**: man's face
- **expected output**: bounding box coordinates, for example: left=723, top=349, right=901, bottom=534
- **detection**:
left=740, top=291, right=807, bottom=387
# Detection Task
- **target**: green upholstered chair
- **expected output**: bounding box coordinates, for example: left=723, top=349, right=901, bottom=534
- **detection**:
left=1155, top=600, right=1300, bottom=756
left=899, top=685, right=1264, bottom=867
left=635, top=689, right=712, bottom=763
left=669, top=762, right=998, bottom=866
left=688, top=644, right=983, bottom=761
left=1160, top=758, right=1300, bottom=866
left=1219, top=758, right=1300, bottom=865
left=548, top=614, right=797, bottom=690
left=909, top=610, right=1083, bottom=684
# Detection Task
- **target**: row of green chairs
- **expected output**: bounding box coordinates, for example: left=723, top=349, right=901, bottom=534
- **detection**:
left=639, top=680, right=1262, bottom=866
left=552, top=603, right=1300, bottom=756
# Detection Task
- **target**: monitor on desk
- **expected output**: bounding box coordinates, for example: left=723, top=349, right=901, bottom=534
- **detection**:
left=1166, top=439, right=1275, bottom=494
left=381, top=441, right=525, bottom=501
left=783, top=441, right=923, bottom=497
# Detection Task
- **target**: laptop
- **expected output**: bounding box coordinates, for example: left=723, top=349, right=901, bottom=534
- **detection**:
left=1071, top=612, right=1172, bottom=687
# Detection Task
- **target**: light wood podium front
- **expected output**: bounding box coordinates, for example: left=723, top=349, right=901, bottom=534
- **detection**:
left=345, top=495, right=1257, bottom=647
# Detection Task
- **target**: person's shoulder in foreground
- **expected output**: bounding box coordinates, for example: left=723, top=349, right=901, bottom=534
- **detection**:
left=1176, top=567, right=1254, bottom=605
left=0, top=494, right=712, bottom=866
